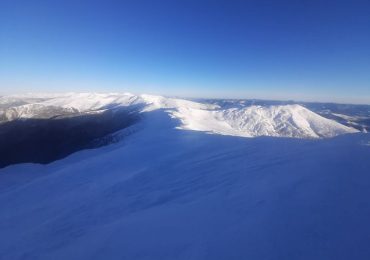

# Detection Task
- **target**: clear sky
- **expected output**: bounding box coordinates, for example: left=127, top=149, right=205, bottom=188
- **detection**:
left=1, top=0, right=370, bottom=104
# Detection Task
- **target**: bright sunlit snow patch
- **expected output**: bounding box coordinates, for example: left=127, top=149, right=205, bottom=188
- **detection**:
left=172, top=104, right=359, bottom=138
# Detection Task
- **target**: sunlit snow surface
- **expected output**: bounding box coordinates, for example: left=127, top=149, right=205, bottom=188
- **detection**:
left=1, top=93, right=370, bottom=259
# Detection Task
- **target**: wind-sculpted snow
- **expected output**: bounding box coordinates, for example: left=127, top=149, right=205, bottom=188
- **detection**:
left=0, top=109, right=369, bottom=259
left=0, top=94, right=368, bottom=258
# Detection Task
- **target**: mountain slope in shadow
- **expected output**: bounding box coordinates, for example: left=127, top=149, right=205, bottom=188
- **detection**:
left=0, top=108, right=140, bottom=168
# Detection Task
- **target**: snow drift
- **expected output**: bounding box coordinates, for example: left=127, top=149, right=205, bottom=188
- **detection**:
left=0, top=105, right=369, bottom=259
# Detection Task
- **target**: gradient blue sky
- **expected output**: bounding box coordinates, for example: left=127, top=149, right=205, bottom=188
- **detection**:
left=1, top=0, right=370, bottom=103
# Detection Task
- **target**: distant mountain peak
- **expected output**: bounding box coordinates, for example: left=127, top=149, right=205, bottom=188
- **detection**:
left=171, top=103, right=359, bottom=138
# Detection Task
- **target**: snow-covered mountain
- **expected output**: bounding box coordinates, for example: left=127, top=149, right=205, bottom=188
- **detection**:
left=172, top=104, right=358, bottom=138
left=0, top=93, right=142, bottom=120
left=0, top=103, right=79, bottom=121
left=0, top=92, right=359, bottom=138
left=0, top=93, right=369, bottom=259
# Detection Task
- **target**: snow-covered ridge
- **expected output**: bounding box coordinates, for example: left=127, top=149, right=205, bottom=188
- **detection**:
left=0, top=93, right=143, bottom=121
left=172, top=104, right=359, bottom=138
left=0, top=93, right=359, bottom=138
left=0, top=104, right=78, bottom=121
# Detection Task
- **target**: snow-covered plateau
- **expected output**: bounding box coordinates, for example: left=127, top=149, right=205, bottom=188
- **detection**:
left=1, top=93, right=370, bottom=259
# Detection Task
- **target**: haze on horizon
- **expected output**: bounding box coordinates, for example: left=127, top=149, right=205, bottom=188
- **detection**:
left=1, top=0, right=370, bottom=104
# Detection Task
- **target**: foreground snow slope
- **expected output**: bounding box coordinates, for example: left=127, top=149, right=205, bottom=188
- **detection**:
left=0, top=93, right=358, bottom=138
left=0, top=109, right=370, bottom=259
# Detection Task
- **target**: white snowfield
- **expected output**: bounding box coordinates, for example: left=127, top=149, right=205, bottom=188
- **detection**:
left=0, top=93, right=358, bottom=138
left=172, top=104, right=358, bottom=138
left=0, top=93, right=370, bottom=259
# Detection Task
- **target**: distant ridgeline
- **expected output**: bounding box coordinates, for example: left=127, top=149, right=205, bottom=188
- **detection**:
left=200, top=99, right=370, bottom=132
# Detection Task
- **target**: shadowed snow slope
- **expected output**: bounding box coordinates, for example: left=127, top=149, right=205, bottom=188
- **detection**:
left=0, top=110, right=370, bottom=259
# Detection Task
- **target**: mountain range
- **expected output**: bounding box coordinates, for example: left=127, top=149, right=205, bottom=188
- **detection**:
left=1, top=93, right=370, bottom=259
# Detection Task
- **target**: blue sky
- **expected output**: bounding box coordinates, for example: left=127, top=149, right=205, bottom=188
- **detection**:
left=1, top=0, right=370, bottom=103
